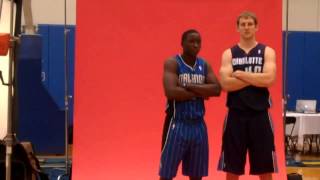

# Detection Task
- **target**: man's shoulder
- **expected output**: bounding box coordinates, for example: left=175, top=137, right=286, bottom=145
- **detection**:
left=263, top=45, right=275, bottom=55
left=197, top=56, right=207, bottom=63
left=265, top=45, right=275, bottom=51
left=222, top=48, right=232, bottom=57
left=165, top=56, right=177, bottom=63
left=257, top=43, right=274, bottom=50
left=164, top=56, right=178, bottom=70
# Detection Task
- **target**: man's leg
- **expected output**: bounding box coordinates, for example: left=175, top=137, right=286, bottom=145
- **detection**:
left=182, top=121, right=209, bottom=178
left=218, top=109, right=247, bottom=176
left=248, top=110, right=277, bottom=177
left=259, top=173, right=272, bottom=180
left=159, top=120, right=184, bottom=179
left=226, top=172, right=239, bottom=180
left=189, top=177, right=202, bottom=180
left=160, top=178, right=172, bottom=180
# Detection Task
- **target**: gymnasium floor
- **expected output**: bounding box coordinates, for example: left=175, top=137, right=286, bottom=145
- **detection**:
left=287, top=151, right=320, bottom=180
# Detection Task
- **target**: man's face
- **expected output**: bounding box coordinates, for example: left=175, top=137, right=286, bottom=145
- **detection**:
left=182, top=32, right=201, bottom=56
left=237, top=17, right=257, bottom=39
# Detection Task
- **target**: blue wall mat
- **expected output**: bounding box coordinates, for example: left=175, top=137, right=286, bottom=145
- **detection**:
left=38, top=24, right=75, bottom=124
left=284, top=31, right=320, bottom=111
left=18, top=24, right=76, bottom=154
left=17, top=35, right=65, bottom=154
left=285, top=32, right=304, bottom=111
left=37, top=25, right=50, bottom=90
left=66, top=27, right=75, bottom=126
left=48, top=26, right=65, bottom=110
left=303, top=32, right=320, bottom=108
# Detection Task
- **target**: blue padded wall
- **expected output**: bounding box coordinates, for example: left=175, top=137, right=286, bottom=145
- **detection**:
left=38, top=24, right=75, bottom=112
left=17, top=34, right=65, bottom=154
left=48, top=26, right=65, bottom=110
left=38, top=24, right=75, bottom=124
left=284, top=31, right=320, bottom=111
left=285, top=32, right=304, bottom=111
left=67, top=27, right=75, bottom=125
left=37, top=25, right=50, bottom=89
left=303, top=32, right=320, bottom=102
left=17, top=25, right=75, bottom=154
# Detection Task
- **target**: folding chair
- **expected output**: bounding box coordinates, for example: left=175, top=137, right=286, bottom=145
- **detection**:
left=285, top=116, right=297, bottom=152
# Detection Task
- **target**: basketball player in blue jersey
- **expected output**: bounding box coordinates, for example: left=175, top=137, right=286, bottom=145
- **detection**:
left=218, top=11, right=278, bottom=180
left=159, top=29, right=221, bottom=180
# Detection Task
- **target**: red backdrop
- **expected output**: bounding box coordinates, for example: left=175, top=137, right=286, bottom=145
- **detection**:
left=72, top=0, right=285, bottom=179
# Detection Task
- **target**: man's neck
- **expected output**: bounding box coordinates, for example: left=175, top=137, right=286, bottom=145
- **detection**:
left=181, top=54, right=197, bottom=66
left=238, top=38, right=257, bottom=50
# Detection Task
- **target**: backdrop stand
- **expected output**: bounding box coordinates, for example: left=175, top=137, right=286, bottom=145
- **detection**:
left=283, top=0, right=289, bottom=156
left=3, top=0, right=17, bottom=180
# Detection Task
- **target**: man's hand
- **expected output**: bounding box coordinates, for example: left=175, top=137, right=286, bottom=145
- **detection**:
left=219, top=49, right=249, bottom=91
left=232, top=70, right=245, bottom=78
left=177, top=82, right=211, bottom=100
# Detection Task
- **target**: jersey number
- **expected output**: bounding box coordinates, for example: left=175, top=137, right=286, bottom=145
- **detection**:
left=245, top=66, right=262, bottom=73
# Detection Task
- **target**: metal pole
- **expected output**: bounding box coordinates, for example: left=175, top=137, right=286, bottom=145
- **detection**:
left=0, top=0, right=3, bottom=21
left=64, top=0, right=70, bottom=176
left=283, top=0, right=289, bottom=154
left=4, top=0, right=16, bottom=179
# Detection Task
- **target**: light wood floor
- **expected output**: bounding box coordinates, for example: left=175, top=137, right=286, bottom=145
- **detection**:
left=287, top=167, right=320, bottom=180
left=287, top=151, right=320, bottom=180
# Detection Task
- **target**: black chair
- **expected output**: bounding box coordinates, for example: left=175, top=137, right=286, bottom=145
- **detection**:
left=287, top=173, right=303, bottom=180
left=316, top=134, right=320, bottom=153
left=285, top=116, right=297, bottom=152
left=0, top=143, right=32, bottom=180
left=302, top=134, right=320, bottom=154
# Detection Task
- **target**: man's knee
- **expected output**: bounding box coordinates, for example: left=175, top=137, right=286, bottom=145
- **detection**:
left=226, top=172, right=239, bottom=180
left=259, top=173, right=272, bottom=180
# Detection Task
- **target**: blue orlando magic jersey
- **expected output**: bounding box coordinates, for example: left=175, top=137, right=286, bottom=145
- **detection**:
left=166, top=55, right=207, bottom=120
left=227, top=43, right=270, bottom=110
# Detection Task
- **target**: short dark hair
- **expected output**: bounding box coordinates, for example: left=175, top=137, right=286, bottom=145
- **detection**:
left=181, top=29, right=200, bottom=45
left=237, top=11, right=258, bottom=26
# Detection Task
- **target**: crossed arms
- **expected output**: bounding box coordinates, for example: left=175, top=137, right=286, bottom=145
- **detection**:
left=219, top=46, right=276, bottom=92
left=163, top=57, right=221, bottom=101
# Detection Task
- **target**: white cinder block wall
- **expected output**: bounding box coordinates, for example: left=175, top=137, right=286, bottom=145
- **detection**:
left=283, top=0, right=320, bottom=31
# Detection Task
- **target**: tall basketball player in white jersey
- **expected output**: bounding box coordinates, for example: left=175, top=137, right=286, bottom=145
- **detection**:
left=218, top=11, right=278, bottom=180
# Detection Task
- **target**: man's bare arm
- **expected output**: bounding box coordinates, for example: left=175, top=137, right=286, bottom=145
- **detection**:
left=219, top=49, right=249, bottom=92
left=232, top=47, right=276, bottom=87
left=163, top=57, right=197, bottom=101
left=185, top=62, right=221, bottom=97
